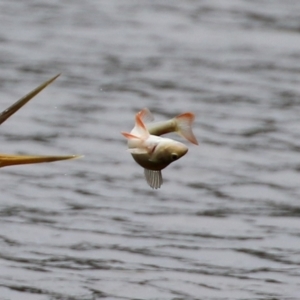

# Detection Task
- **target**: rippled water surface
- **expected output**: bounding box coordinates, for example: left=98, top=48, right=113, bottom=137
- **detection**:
left=1, top=1, right=300, bottom=299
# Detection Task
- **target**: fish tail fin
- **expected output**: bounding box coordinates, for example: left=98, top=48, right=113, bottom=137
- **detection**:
left=144, top=169, right=163, bottom=189
left=174, top=112, right=198, bottom=145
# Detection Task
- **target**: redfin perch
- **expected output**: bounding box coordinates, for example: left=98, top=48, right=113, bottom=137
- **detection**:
left=122, top=108, right=198, bottom=189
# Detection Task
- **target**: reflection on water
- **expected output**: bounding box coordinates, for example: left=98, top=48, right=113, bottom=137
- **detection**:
left=0, top=0, right=300, bottom=299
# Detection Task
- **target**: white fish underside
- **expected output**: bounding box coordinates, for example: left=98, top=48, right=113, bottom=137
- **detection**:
left=144, top=169, right=163, bottom=189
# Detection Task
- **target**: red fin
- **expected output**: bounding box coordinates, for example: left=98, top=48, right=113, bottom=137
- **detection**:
left=121, top=132, right=142, bottom=140
left=136, top=114, right=147, bottom=130
left=134, top=113, right=150, bottom=139
left=137, top=108, right=154, bottom=123
left=175, top=112, right=198, bottom=145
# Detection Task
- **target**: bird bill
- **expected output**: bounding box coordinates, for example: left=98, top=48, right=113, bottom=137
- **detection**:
left=0, top=74, right=82, bottom=168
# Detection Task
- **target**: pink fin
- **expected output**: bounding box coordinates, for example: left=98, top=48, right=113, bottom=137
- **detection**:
left=121, top=132, right=142, bottom=140
left=137, top=108, right=154, bottom=123
left=134, top=112, right=150, bottom=139
left=175, top=112, right=199, bottom=145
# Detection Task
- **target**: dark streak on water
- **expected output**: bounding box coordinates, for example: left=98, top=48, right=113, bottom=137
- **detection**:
left=0, top=0, right=300, bottom=299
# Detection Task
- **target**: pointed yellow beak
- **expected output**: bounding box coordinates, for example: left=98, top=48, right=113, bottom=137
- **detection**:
left=0, top=154, right=82, bottom=168
left=0, top=74, right=61, bottom=125
left=0, top=74, right=83, bottom=168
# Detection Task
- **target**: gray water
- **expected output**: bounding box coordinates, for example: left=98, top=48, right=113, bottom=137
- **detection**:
left=0, top=0, right=300, bottom=299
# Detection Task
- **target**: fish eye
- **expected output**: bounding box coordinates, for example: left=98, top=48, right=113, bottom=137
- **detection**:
left=171, top=153, right=178, bottom=161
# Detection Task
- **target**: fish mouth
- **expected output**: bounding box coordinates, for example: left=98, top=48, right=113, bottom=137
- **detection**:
left=0, top=74, right=82, bottom=167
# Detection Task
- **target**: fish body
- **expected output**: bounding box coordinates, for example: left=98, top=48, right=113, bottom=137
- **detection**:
left=122, top=108, right=197, bottom=189
left=129, top=135, right=188, bottom=170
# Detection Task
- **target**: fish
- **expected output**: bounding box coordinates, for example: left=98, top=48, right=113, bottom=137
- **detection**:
left=0, top=74, right=82, bottom=168
left=122, top=108, right=198, bottom=189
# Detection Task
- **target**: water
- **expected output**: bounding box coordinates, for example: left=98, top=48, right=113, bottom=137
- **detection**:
left=0, top=0, right=300, bottom=299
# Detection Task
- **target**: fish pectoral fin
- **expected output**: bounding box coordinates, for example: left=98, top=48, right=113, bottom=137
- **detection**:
left=121, top=132, right=142, bottom=140
left=144, top=169, right=163, bottom=189
left=127, top=148, right=148, bottom=155
left=175, top=112, right=199, bottom=145
left=148, top=157, right=158, bottom=163
left=0, top=154, right=82, bottom=168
